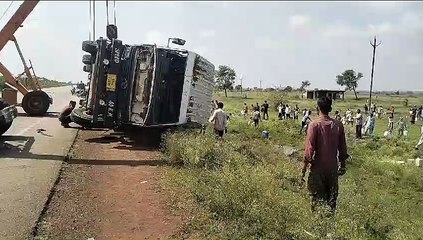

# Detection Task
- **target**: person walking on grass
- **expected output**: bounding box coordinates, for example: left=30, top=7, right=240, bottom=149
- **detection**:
left=355, top=109, right=363, bottom=139
left=285, top=104, right=291, bottom=119
left=364, top=113, right=376, bottom=136
left=209, top=102, right=227, bottom=139
left=334, top=111, right=342, bottom=121
left=242, top=102, right=248, bottom=119
left=277, top=103, right=284, bottom=120
left=294, top=108, right=299, bottom=120
left=253, top=108, right=261, bottom=127
left=397, top=117, right=407, bottom=137
left=387, top=115, right=394, bottom=134
left=262, top=100, right=269, bottom=120
left=300, top=110, right=312, bottom=134
left=415, top=124, right=423, bottom=150
left=410, top=106, right=417, bottom=125
left=345, top=109, right=354, bottom=126
left=301, top=97, right=349, bottom=214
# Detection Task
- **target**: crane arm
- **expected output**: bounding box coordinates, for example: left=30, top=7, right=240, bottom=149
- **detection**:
left=0, top=0, right=39, bottom=52
left=0, top=0, right=40, bottom=95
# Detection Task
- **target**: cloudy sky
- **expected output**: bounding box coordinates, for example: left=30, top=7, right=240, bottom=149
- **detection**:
left=0, top=1, right=422, bottom=91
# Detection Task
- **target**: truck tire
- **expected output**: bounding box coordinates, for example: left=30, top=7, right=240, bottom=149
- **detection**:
left=82, top=40, right=97, bottom=55
left=0, top=100, right=12, bottom=135
left=82, top=54, right=93, bottom=64
left=70, top=108, right=103, bottom=128
left=83, top=64, right=92, bottom=73
left=22, top=90, right=50, bottom=116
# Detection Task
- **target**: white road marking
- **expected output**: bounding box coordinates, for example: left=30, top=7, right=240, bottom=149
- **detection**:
left=15, top=119, right=43, bottom=136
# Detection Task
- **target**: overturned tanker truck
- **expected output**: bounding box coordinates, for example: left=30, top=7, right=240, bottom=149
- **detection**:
left=71, top=33, right=215, bottom=129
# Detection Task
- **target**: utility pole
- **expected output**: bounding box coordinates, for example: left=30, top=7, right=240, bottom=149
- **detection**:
left=239, top=74, right=243, bottom=97
left=259, top=80, right=262, bottom=89
left=369, top=36, right=381, bottom=109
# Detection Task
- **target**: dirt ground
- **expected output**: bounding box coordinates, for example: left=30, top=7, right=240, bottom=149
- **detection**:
left=35, top=129, right=183, bottom=240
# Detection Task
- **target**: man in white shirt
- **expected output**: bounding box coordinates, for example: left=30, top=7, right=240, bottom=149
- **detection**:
left=209, top=102, right=228, bottom=138
left=277, top=103, right=283, bottom=120
left=285, top=105, right=291, bottom=119
left=415, top=125, right=423, bottom=150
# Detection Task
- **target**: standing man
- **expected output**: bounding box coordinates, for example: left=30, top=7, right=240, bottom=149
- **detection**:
left=209, top=102, right=228, bottom=139
left=285, top=104, right=291, bottom=119
left=301, top=97, right=349, bottom=214
left=300, top=110, right=312, bottom=134
left=277, top=103, right=284, bottom=120
left=262, top=100, right=269, bottom=120
left=242, top=102, right=249, bottom=119
left=253, top=108, right=261, bottom=127
left=415, top=124, right=423, bottom=150
left=334, top=111, right=342, bottom=121
left=59, top=101, right=77, bottom=128
left=355, top=109, right=363, bottom=139
left=397, top=117, right=407, bottom=137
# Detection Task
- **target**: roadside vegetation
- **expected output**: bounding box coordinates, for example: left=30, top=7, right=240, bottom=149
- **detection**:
left=161, top=91, right=423, bottom=239
left=0, top=75, right=70, bottom=91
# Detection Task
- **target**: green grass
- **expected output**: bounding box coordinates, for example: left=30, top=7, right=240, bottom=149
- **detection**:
left=160, top=91, right=423, bottom=239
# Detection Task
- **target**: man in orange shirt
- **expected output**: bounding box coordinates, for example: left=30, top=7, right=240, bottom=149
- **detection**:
left=301, top=97, right=349, bottom=214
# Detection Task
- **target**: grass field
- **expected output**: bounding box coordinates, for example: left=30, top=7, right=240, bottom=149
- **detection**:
left=161, top=90, right=423, bottom=239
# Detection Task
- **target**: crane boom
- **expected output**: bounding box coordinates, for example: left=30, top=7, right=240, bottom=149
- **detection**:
left=0, top=0, right=39, bottom=52
left=0, top=0, right=52, bottom=117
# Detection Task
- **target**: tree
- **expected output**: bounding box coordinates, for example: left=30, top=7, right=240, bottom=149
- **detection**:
left=215, top=65, right=236, bottom=97
left=299, top=80, right=311, bottom=92
left=336, top=69, right=363, bottom=100
left=235, top=85, right=242, bottom=91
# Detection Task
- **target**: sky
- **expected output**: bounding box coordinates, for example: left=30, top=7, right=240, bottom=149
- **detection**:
left=0, top=1, right=422, bottom=91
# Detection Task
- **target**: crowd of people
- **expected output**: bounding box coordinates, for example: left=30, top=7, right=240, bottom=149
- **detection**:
left=207, top=96, right=423, bottom=214
left=208, top=98, right=423, bottom=150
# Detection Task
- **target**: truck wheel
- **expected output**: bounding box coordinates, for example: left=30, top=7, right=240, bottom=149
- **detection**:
left=82, top=40, right=97, bottom=55
left=82, top=54, right=94, bottom=64
left=22, top=90, right=50, bottom=116
left=0, top=100, right=12, bottom=135
left=71, top=108, right=101, bottom=128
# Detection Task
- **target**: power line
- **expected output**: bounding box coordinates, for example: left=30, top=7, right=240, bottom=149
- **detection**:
left=0, top=1, right=14, bottom=22
left=88, top=0, right=92, bottom=40
left=113, top=0, right=116, bottom=25
left=93, top=0, right=96, bottom=40
left=106, top=0, right=109, bottom=25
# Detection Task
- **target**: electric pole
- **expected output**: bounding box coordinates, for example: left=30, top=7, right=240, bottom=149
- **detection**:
left=369, top=36, right=381, bottom=109
left=239, top=74, right=243, bottom=97
left=259, top=80, right=262, bottom=89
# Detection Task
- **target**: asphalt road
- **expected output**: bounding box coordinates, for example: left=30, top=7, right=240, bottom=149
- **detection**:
left=0, top=86, right=80, bottom=239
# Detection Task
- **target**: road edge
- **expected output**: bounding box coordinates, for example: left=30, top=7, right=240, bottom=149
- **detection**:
left=30, top=128, right=80, bottom=239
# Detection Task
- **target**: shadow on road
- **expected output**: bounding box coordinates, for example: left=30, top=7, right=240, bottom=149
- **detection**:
left=1, top=135, right=35, bottom=153
left=17, top=112, right=60, bottom=118
left=84, top=127, right=164, bottom=150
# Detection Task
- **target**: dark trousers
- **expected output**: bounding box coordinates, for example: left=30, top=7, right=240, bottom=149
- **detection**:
left=254, top=119, right=259, bottom=127
left=356, top=125, right=362, bottom=139
left=59, top=115, right=72, bottom=126
left=307, top=170, right=339, bottom=213
left=214, top=129, right=224, bottom=138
